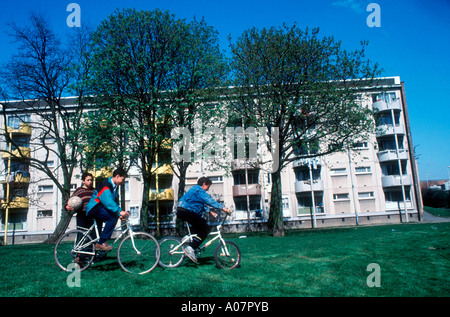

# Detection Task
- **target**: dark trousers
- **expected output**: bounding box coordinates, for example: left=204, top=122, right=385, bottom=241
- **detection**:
left=76, top=210, right=95, bottom=259
left=177, top=207, right=210, bottom=250
left=76, top=210, right=94, bottom=232
left=87, top=205, right=118, bottom=244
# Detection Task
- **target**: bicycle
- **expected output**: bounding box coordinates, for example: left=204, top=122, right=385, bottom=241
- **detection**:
left=54, top=217, right=160, bottom=275
left=158, top=210, right=241, bottom=269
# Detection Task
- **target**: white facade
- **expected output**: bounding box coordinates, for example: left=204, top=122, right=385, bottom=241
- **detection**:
left=0, top=76, right=423, bottom=243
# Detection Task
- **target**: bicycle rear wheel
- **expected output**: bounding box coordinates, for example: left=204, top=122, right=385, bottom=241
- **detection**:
left=54, top=229, right=95, bottom=272
left=117, top=232, right=160, bottom=274
left=158, top=236, right=185, bottom=268
left=214, top=240, right=241, bottom=269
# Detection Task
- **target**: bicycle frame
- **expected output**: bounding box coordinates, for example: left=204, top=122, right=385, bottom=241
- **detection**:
left=171, top=214, right=231, bottom=256
left=73, top=219, right=139, bottom=256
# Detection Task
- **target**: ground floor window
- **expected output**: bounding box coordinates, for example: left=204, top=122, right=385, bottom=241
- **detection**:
left=296, top=193, right=324, bottom=215
left=148, top=201, right=174, bottom=222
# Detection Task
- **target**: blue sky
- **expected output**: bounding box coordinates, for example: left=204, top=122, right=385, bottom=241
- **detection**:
left=0, top=0, right=449, bottom=181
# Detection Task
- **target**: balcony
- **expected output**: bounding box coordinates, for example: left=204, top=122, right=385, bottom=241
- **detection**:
left=4, top=123, right=32, bottom=136
left=149, top=188, right=174, bottom=201
left=1, top=196, right=29, bottom=209
left=295, top=179, right=324, bottom=193
left=377, top=149, right=408, bottom=163
left=1, top=172, right=30, bottom=184
left=2, top=147, right=31, bottom=160
left=232, top=184, right=262, bottom=197
left=372, top=99, right=402, bottom=112
left=89, top=167, right=113, bottom=178
left=376, top=124, right=405, bottom=137
left=293, top=157, right=321, bottom=168
left=151, top=164, right=173, bottom=175
left=232, top=159, right=259, bottom=170
left=381, top=175, right=412, bottom=187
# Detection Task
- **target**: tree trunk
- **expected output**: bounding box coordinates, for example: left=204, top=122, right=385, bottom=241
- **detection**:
left=140, top=178, right=151, bottom=232
left=175, top=161, right=189, bottom=237
left=267, top=169, right=285, bottom=237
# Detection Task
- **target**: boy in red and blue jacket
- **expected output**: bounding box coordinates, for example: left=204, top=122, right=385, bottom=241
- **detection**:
left=86, top=168, right=129, bottom=251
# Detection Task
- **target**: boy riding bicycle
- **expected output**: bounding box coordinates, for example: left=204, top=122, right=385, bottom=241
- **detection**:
left=85, top=168, right=129, bottom=251
left=177, top=176, right=231, bottom=263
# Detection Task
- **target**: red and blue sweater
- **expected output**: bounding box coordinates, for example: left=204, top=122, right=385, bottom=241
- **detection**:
left=85, top=178, right=121, bottom=216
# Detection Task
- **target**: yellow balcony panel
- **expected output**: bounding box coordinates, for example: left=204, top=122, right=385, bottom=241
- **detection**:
left=160, top=139, right=173, bottom=149
left=1, top=197, right=29, bottom=209
left=1, top=173, right=30, bottom=184
left=2, top=147, right=31, bottom=159
left=4, top=123, right=32, bottom=136
left=84, top=143, right=113, bottom=154
left=89, top=167, right=113, bottom=178
left=149, top=188, right=174, bottom=201
left=150, top=164, right=173, bottom=175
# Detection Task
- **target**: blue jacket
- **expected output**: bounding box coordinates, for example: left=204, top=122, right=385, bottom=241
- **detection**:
left=178, top=185, right=223, bottom=215
left=86, top=178, right=121, bottom=216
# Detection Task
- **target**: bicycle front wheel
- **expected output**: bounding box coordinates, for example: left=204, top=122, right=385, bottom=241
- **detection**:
left=214, top=240, right=241, bottom=269
left=54, top=229, right=95, bottom=272
left=158, top=236, right=185, bottom=268
left=117, top=232, right=160, bottom=274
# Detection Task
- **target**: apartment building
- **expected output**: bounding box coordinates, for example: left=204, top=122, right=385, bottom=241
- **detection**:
left=0, top=76, right=423, bottom=243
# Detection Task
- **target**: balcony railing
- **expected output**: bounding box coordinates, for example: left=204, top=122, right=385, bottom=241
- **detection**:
left=294, top=179, right=324, bottom=192
left=381, top=175, right=412, bottom=187
left=1, top=197, right=29, bottom=209
left=150, top=164, right=173, bottom=175
left=377, top=149, right=408, bottom=162
left=375, top=124, right=405, bottom=137
left=1, top=147, right=31, bottom=159
left=372, top=99, right=401, bottom=112
left=3, top=123, right=32, bottom=136
left=232, top=184, right=262, bottom=196
left=149, top=188, right=174, bottom=201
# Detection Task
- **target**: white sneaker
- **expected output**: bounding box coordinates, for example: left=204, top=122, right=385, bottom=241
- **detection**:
left=183, top=246, right=198, bottom=263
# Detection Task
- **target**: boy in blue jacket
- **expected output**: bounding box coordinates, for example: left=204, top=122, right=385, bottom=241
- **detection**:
left=86, top=168, right=129, bottom=251
left=177, top=176, right=231, bottom=263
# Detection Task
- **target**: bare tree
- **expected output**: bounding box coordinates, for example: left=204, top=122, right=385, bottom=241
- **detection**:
left=0, top=12, right=89, bottom=243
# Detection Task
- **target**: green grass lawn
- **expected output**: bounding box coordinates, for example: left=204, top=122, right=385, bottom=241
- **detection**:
left=424, top=206, right=450, bottom=218
left=0, top=222, right=449, bottom=297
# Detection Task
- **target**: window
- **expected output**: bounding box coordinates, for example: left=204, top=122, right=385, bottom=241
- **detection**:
left=282, top=196, right=289, bottom=210
left=38, top=185, right=53, bottom=193
left=45, top=161, right=55, bottom=168
left=376, top=112, right=400, bottom=127
left=7, top=114, right=30, bottom=128
left=331, top=168, right=347, bottom=176
left=129, top=206, right=139, bottom=218
left=372, top=92, right=396, bottom=103
left=209, top=176, right=223, bottom=183
left=247, top=170, right=259, bottom=184
left=37, top=210, right=53, bottom=217
left=233, top=196, right=261, bottom=212
left=333, top=193, right=350, bottom=200
left=352, top=142, right=368, bottom=149
left=384, top=189, right=411, bottom=202
left=355, top=166, right=371, bottom=174
left=358, top=192, right=374, bottom=199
